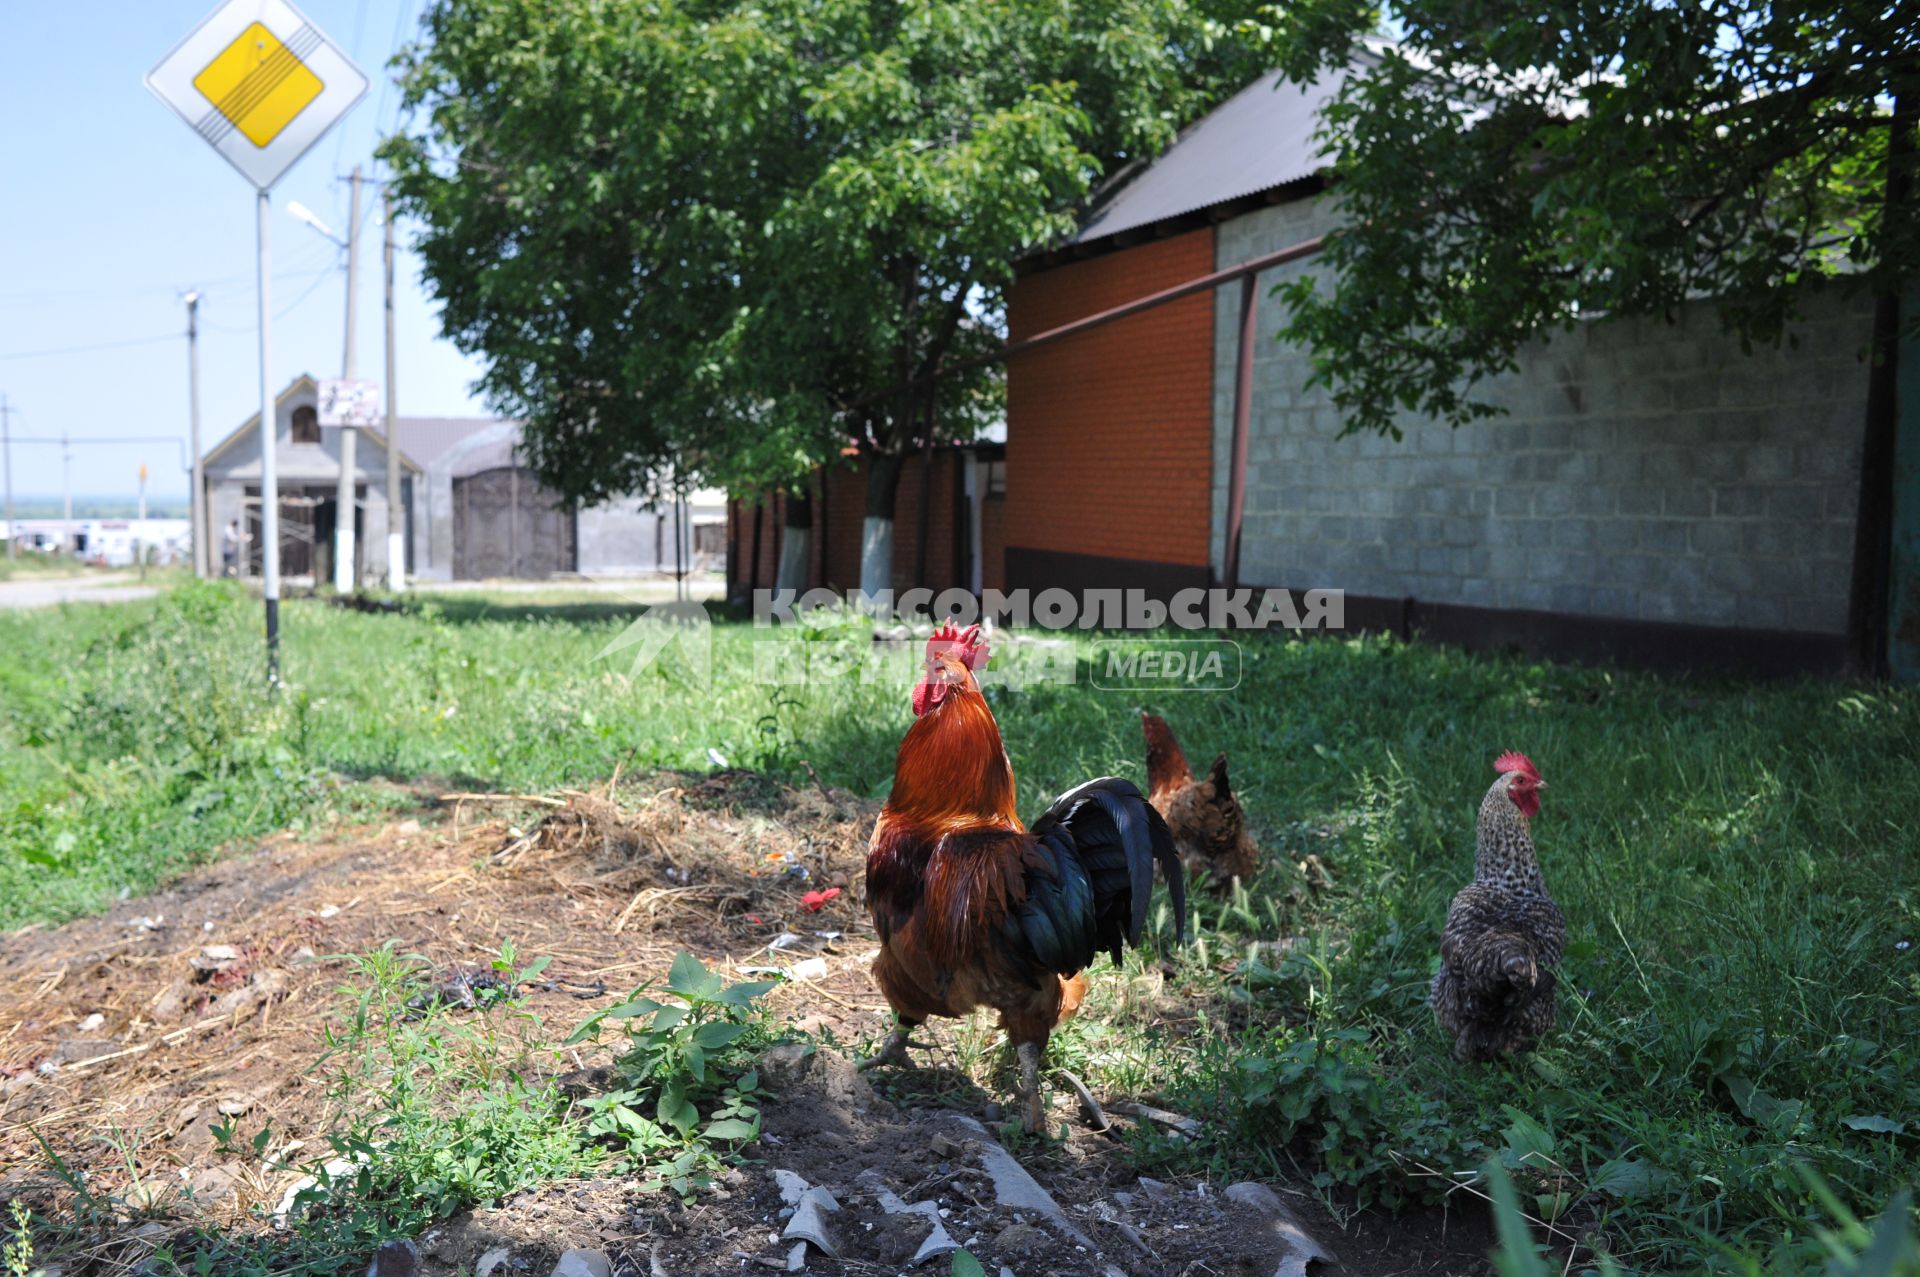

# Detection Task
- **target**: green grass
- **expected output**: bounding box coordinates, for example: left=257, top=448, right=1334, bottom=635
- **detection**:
left=0, top=554, right=93, bottom=581
left=3, top=579, right=1918, bottom=1270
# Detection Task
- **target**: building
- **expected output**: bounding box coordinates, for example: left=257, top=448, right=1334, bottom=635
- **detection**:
left=999, top=69, right=1910, bottom=674
left=202, top=376, right=724, bottom=584
left=3, top=519, right=191, bottom=565
left=727, top=434, right=1008, bottom=603
left=720, top=69, right=1920, bottom=676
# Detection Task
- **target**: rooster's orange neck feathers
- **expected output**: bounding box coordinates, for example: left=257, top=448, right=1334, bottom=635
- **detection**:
left=882, top=676, right=1020, bottom=832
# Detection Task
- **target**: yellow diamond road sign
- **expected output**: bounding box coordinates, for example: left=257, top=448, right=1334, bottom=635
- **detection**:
left=147, top=0, right=367, bottom=191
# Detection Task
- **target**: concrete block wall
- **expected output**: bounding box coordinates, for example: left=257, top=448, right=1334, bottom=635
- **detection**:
left=1212, top=196, right=1873, bottom=635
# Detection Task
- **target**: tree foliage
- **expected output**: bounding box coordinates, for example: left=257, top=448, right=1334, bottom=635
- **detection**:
left=382, top=0, right=1276, bottom=506
left=1271, top=1, right=1919, bottom=436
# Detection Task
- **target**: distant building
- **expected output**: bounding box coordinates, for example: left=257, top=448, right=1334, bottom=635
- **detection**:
left=3, top=519, right=190, bottom=565
left=200, top=375, right=723, bottom=583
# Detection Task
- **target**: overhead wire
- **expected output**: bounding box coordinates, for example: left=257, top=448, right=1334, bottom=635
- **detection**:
left=198, top=266, right=340, bottom=333
left=0, top=333, right=182, bottom=362
left=373, top=0, right=422, bottom=140
left=0, top=230, right=338, bottom=308
left=331, top=0, right=374, bottom=176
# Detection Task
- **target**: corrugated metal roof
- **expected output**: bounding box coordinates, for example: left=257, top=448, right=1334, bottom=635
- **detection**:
left=1074, top=65, right=1350, bottom=246
left=391, top=417, right=522, bottom=470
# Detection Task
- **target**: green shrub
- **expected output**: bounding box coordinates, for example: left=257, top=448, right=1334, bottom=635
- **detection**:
left=568, top=952, right=775, bottom=1195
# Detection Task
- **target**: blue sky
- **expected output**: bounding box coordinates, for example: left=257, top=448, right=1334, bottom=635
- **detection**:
left=0, top=1, right=487, bottom=503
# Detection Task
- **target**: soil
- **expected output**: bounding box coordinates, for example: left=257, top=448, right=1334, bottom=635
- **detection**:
left=0, top=770, right=1496, bottom=1276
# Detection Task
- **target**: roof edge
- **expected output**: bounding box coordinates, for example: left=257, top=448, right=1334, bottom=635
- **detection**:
left=1017, top=172, right=1329, bottom=275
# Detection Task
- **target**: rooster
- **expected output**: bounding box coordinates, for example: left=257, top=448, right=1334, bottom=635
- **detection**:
left=1431, top=752, right=1565, bottom=1062
left=862, top=622, right=1186, bottom=1132
left=1142, top=712, right=1258, bottom=890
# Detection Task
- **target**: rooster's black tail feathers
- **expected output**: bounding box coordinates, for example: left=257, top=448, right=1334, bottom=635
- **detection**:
left=1022, top=776, right=1187, bottom=974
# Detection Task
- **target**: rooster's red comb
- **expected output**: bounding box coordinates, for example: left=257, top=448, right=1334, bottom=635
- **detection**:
left=1493, top=751, right=1540, bottom=781
left=927, top=619, right=989, bottom=671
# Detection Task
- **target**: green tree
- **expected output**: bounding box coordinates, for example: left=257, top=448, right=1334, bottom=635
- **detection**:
left=1271, top=1, right=1917, bottom=670
left=384, top=0, right=1274, bottom=595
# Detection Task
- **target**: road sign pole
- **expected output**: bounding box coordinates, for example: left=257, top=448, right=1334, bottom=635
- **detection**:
left=147, top=0, right=367, bottom=678
left=258, top=188, right=282, bottom=684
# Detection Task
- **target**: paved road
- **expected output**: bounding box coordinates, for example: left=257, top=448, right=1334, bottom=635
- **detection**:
left=419, top=574, right=728, bottom=601
left=0, top=572, right=160, bottom=610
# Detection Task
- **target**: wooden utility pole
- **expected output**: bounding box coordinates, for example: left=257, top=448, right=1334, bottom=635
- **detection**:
left=1, top=394, right=13, bottom=561
left=61, top=430, right=72, bottom=555
left=384, top=182, right=404, bottom=590
left=185, top=292, right=207, bottom=577
left=334, top=165, right=364, bottom=593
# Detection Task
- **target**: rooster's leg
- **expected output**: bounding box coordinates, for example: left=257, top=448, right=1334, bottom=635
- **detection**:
left=1016, top=1040, right=1045, bottom=1133
left=857, top=1018, right=921, bottom=1072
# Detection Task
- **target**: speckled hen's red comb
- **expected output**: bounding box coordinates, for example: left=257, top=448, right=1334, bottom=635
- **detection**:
left=1493, top=751, right=1540, bottom=781
left=927, top=619, right=990, bottom=670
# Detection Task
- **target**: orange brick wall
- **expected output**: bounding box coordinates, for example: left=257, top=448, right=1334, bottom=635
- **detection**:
left=729, top=496, right=785, bottom=595
left=1005, top=228, right=1216, bottom=567
left=822, top=465, right=865, bottom=591
left=730, top=449, right=982, bottom=595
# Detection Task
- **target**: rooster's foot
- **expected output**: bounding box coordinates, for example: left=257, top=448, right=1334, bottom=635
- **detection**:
left=857, top=1026, right=921, bottom=1072
left=1016, top=1041, right=1045, bottom=1134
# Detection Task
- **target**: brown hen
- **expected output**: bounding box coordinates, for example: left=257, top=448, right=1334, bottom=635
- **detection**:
left=1142, top=712, right=1258, bottom=890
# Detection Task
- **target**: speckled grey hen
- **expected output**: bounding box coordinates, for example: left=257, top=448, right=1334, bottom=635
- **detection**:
left=1431, top=752, right=1565, bottom=1062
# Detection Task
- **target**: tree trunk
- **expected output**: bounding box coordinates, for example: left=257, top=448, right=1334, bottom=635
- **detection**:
left=914, top=394, right=937, bottom=588
left=1847, top=87, right=1915, bottom=677
left=777, top=486, right=812, bottom=594
left=745, top=496, right=765, bottom=600
left=860, top=450, right=906, bottom=600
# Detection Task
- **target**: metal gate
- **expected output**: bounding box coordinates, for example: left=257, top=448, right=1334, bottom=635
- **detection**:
left=244, top=486, right=321, bottom=579
left=452, top=466, right=577, bottom=579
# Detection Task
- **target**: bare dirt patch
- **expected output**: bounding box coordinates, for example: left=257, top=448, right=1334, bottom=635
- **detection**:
left=0, top=770, right=1494, bottom=1276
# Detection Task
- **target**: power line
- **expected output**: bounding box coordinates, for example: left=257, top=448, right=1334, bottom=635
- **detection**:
left=332, top=0, right=374, bottom=175
left=10, top=435, right=194, bottom=474
left=1, top=262, right=340, bottom=352
left=374, top=0, right=424, bottom=139
left=196, top=267, right=342, bottom=333
left=0, top=332, right=180, bottom=362
left=0, top=252, right=336, bottom=307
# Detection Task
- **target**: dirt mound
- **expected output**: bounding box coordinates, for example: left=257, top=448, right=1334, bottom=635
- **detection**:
left=0, top=771, right=882, bottom=1219
left=403, top=1042, right=1342, bottom=1277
